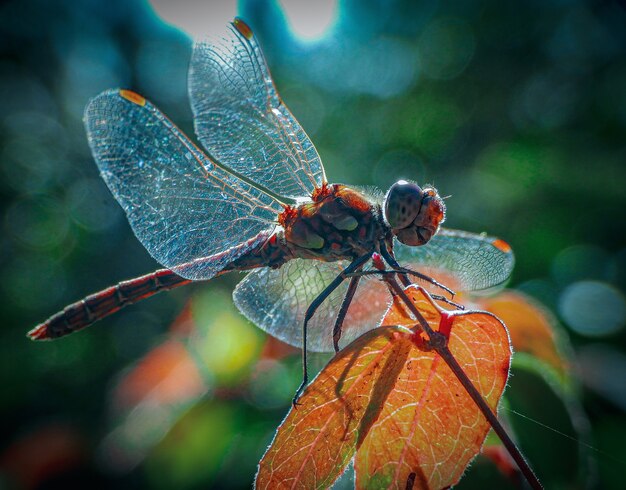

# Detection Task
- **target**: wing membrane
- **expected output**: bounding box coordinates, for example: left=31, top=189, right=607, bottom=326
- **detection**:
left=394, top=228, right=515, bottom=292
left=233, top=259, right=390, bottom=352
left=233, top=259, right=391, bottom=352
left=189, top=19, right=325, bottom=200
left=84, top=89, right=282, bottom=280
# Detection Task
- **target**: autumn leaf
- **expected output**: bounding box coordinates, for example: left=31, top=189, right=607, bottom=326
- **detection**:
left=355, top=287, right=511, bottom=489
left=256, top=326, right=413, bottom=489
left=478, top=291, right=569, bottom=381
left=256, top=286, right=511, bottom=489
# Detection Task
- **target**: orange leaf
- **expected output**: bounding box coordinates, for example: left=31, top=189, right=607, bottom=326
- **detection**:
left=479, top=291, right=568, bottom=377
left=257, top=286, right=511, bottom=489
left=112, top=339, right=206, bottom=409
left=256, top=326, right=413, bottom=489
left=356, top=286, right=511, bottom=489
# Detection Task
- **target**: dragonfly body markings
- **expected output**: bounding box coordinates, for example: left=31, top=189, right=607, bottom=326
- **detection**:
left=28, top=18, right=514, bottom=357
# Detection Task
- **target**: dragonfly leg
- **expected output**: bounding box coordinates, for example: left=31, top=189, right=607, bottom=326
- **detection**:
left=379, top=242, right=455, bottom=298
left=345, top=269, right=464, bottom=310
left=332, top=275, right=362, bottom=353
left=293, top=252, right=372, bottom=407
left=393, top=266, right=455, bottom=297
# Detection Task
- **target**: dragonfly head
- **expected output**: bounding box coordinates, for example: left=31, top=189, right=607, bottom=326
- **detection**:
left=383, top=180, right=446, bottom=246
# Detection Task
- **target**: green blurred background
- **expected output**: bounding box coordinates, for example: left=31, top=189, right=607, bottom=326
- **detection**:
left=1, top=0, right=625, bottom=488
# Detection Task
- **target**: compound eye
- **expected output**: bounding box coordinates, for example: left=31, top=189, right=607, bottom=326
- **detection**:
left=395, top=227, right=423, bottom=246
left=383, top=180, right=424, bottom=229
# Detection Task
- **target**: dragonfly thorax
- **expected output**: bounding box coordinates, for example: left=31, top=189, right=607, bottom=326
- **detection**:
left=383, top=180, right=446, bottom=247
left=278, top=184, right=385, bottom=261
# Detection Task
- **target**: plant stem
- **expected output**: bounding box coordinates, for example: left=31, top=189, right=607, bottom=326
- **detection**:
left=385, top=277, right=543, bottom=490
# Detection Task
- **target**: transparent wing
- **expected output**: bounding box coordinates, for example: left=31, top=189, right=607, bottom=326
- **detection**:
left=233, top=259, right=391, bottom=353
left=188, top=18, right=326, bottom=200
left=84, top=89, right=282, bottom=280
left=394, top=228, right=515, bottom=292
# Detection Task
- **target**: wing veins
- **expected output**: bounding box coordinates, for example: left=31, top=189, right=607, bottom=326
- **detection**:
left=158, top=107, right=280, bottom=214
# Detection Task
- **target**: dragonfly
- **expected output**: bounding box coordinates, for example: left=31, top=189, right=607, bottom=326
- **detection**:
left=28, top=18, right=514, bottom=387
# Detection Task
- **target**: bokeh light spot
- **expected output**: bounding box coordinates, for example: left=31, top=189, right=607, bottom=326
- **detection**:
left=249, top=359, right=297, bottom=409
left=67, top=178, right=121, bottom=232
left=395, top=94, right=463, bottom=157
left=577, top=344, right=626, bottom=411
left=558, top=280, right=626, bottom=336
left=511, top=71, right=578, bottom=130
left=61, top=37, right=130, bottom=119
left=146, top=402, right=237, bottom=488
left=149, top=0, right=237, bottom=39
left=307, top=37, right=419, bottom=98
left=1, top=254, right=67, bottom=310
left=278, top=0, right=338, bottom=42
left=473, top=141, right=557, bottom=206
left=192, top=289, right=263, bottom=385
left=135, top=38, right=189, bottom=108
left=551, top=244, right=610, bottom=286
left=1, top=111, right=69, bottom=193
left=373, top=149, right=425, bottom=190
left=5, top=197, right=70, bottom=250
left=418, top=18, right=475, bottom=80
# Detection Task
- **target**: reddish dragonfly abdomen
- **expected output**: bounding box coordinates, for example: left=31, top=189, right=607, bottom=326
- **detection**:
left=28, top=270, right=191, bottom=340
left=29, top=233, right=279, bottom=340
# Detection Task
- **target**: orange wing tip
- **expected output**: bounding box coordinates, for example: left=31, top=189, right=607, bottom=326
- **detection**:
left=27, top=323, right=51, bottom=341
left=492, top=238, right=512, bottom=254
left=119, top=89, right=146, bottom=106
left=233, top=18, right=254, bottom=39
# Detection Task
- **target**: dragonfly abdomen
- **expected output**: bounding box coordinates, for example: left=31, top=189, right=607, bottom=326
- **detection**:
left=28, top=230, right=289, bottom=341
left=28, top=270, right=190, bottom=340
left=225, top=231, right=294, bottom=272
